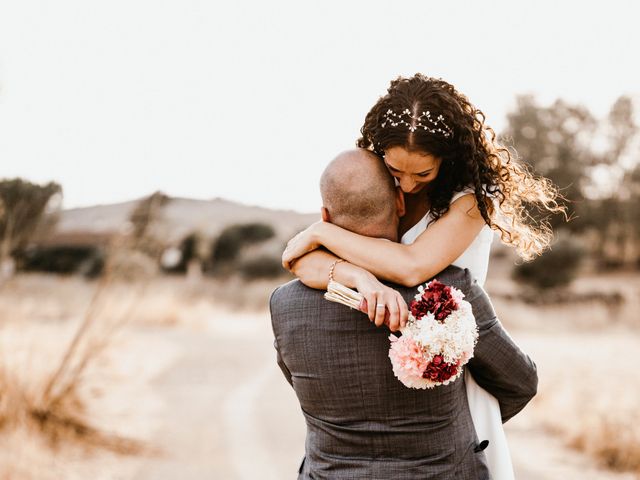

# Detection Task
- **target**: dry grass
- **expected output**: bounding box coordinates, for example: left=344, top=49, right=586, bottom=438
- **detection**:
left=0, top=364, right=140, bottom=454
left=121, top=274, right=287, bottom=325
left=569, top=415, right=640, bottom=472
left=534, top=374, right=640, bottom=475
left=3, top=267, right=637, bottom=478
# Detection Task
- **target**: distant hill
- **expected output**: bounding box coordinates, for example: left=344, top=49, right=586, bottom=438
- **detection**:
left=47, top=196, right=319, bottom=246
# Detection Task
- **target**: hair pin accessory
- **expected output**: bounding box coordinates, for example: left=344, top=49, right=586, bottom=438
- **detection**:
left=381, top=109, right=453, bottom=138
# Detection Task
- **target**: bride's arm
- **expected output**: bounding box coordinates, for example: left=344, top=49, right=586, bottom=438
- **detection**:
left=284, top=194, right=485, bottom=288
left=291, top=249, right=361, bottom=290
left=291, top=249, right=409, bottom=330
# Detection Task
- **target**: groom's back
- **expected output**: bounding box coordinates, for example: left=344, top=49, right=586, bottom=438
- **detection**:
left=270, top=274, right=488, bottom=479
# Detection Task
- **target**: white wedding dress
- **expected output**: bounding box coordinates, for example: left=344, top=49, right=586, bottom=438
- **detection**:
left=400, top=187, right=514, bottom=480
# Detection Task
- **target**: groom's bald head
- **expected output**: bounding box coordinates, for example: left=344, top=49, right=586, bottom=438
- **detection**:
left=320, top=149, right=400, bottom=242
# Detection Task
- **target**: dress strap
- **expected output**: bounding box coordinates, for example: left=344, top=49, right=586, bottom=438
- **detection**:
left=450, top=186, right=476, bottom=204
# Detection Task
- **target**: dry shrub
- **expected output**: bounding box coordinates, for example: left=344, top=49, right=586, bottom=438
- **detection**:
left=0, top=272, right=148, bottom=458
left=0, top=366, right=139, bottom=455
left=0, top=203, right=168, bottom=476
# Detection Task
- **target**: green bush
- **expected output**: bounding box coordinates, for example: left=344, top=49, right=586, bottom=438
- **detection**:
left=512, top=237, right=584, bottom=290
left=18, top=245, right=104, bottom=278
left=211, top=223, right=275, bottom=264
left=238, top=255, right=285, bottom=280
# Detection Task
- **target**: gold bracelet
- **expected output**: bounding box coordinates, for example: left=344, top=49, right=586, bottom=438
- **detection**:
left=329, top=259, right=344, bottom=282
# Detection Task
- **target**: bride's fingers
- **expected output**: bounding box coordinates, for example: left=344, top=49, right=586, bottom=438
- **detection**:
left=281, top=242, right=301, bottom=270
left=397, top=294, right=409, bottom=328
left=359, top=298, right=368, bottom=314
left=281, top=235, right=300, bottom=267
left=386, top=296, right=400, bottom=332
left=281, top=235, right=317, bottom=270
left=365, top=292, right=378, bottom=323
left=373, top=296, right=387, bottom=327
left=281, top=250, right=292, bottom=270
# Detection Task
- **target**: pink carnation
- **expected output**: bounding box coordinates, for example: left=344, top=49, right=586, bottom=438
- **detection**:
left=388, top=335, right=429, bottom=386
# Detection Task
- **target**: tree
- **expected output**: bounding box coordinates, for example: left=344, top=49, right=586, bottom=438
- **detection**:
left=127, top=191, right=170, bottom=258
left=503, top=95, right=640, bottom=268
left=600, top=97, right=640, bottom=266
left=607, top=96, right=637, bottom=170
left=0, top=178, right=62, bottom=278
left=503, top=96, right=599, bottom=204
left=129, top=191, right=169, bottom=241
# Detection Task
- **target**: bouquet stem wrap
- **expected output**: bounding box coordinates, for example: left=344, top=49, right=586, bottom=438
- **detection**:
left=324, top=280, right=363, bottom=310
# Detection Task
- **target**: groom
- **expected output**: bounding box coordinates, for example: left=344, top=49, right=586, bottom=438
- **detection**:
left=270, top=149, right=538, bottom=479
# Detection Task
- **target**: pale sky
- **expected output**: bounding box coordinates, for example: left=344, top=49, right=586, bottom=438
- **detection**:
left=1, top=0, right=638, bottom=213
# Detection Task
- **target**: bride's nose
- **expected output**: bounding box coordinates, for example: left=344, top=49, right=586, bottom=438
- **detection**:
left=399, top=176, right=417, bottom=193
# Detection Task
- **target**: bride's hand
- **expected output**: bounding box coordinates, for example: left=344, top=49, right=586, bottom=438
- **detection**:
left=282, top=221, right=323, bottom=270
left=354, top=270, right=408, bottom=332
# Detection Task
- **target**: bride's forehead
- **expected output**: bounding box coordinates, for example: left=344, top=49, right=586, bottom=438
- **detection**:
left=384, top=147, right=439, bottom=171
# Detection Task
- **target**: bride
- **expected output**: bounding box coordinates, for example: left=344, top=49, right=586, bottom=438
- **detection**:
left=282, top=73, right=565, bottom=479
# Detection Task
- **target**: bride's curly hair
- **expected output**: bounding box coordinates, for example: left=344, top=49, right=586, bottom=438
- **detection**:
left=357, top=73, right=567, bottom=260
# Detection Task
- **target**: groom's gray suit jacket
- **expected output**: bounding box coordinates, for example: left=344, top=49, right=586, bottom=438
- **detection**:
left=270, top=265, right=538, bottom=479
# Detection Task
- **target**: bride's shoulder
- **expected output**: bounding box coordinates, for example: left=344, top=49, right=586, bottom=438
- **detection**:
left=449, top=185, right=496, bottom=223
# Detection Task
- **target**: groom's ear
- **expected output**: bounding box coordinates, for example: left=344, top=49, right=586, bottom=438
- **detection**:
left=395, top=188, right=406, bottom=218
left=321, top=206, right=331, bottom=223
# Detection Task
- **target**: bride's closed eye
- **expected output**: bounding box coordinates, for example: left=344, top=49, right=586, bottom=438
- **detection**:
left=385, top=162, right=433, bottom=178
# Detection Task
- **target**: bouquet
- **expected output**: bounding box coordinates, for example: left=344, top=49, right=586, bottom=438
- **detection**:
left=325, top=279, right=478, bottom=389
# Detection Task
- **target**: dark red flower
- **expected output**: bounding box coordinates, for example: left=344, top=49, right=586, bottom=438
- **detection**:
left=422, top=357, right=459, bottom=383
left=410, top=280, right=459, bottom=322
